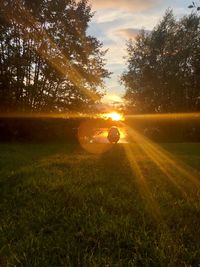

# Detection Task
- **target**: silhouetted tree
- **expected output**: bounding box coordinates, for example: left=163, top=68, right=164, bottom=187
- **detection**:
left=0, top=0, right=110, bottom=112
left=188, top=2, right=200, bottom=11
left=121, top=10, right=200, bottom=114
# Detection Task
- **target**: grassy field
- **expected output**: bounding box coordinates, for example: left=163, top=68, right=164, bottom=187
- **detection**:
left=0, top=143, right=200, bottom=266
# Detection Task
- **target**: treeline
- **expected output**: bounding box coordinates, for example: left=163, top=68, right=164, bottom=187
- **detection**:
left=122, top=11, right=200, bottom=114
left=0, top=117, right=116, bottom=143
left=0, top=0, right=109, bottom=112
left=0, top=117, right=200, bottom=143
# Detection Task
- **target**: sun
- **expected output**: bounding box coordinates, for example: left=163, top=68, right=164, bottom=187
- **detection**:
left=104, top=112, right=123, bottom=121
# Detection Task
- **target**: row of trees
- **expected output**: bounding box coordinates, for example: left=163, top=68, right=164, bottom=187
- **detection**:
left=0, top=0, right=110, bottom=112
left=121, top=11, right=200, bottom=113
left=1, top=1, right=199, bottom=115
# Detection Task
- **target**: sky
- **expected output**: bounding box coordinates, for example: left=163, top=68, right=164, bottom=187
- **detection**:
left=87, top=0, right=191, bottom=105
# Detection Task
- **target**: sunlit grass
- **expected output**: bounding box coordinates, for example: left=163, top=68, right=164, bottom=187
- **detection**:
left=122, top=123, right=200, bottom=202
left=122, top=143, right=163, bottom=222
left=0, top=143, right=200, bottom=266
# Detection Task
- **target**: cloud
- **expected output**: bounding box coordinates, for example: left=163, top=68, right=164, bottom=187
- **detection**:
left=115, top=28, right=151, bottom=39
left=87, top=0, right=189, bottom=104
left=102, top=94, right=123, bottom=104
left=93, top=9, right=132, bottom=24
left=90, top=0, right=161, bottom=11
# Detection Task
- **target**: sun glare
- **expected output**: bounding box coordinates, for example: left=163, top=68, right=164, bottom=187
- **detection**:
left=104, top=112, right=124, bottom=121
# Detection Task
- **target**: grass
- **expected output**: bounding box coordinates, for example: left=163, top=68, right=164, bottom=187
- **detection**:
left=0, top=143, right=200, bottom=266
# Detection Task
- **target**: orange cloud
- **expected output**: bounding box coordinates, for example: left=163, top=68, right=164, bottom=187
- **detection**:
left=116, top=28, right=151, bottom=39
left=90, top=0, right=160, bottom=11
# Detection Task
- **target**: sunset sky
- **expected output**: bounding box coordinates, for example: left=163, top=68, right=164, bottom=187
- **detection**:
left=87, top=0, right=191, bottom=104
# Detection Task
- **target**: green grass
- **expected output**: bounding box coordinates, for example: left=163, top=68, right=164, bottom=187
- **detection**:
left=0, top=143, right=200, bottom=266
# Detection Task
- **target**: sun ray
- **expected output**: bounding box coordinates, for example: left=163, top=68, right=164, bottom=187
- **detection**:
left=122, top=143, right=163, bottom=222
left=122, top=123, right=200, bottom=202
left=121, top=126, right=199, bottom=256
left=0, top=0, right=99, bottom=102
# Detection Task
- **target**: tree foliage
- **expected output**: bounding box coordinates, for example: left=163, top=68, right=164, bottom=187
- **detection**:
left=188, top=2, right=200, bottom=11
left=0, top=0, right=110, bottom=112
left=121, top=11, right=200, bottom=113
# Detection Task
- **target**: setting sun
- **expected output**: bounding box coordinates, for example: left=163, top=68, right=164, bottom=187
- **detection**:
left=103, top=112, right=124, bottom=121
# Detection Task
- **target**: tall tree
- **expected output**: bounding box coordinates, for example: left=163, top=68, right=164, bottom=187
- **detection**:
left=121, top=10, right=200, bottom=114
left=0, top=0, right=110, bottom=112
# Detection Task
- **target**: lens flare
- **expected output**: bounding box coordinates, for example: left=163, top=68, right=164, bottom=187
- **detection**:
left=78, top=120, right=114, bottom=154
left=125, top=112, right=200, bottom=120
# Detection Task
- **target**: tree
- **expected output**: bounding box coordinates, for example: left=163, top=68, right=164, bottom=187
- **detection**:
left=121, top=10, right=200, bottom=114
left=188, top=2, right=200, bottom=11
left=0, top=0, right=110, bottom=112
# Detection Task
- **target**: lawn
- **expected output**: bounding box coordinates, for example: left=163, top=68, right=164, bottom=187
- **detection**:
left=0, top=143, right=200, bottom=266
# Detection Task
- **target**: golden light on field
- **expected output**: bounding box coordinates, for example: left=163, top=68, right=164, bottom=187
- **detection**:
left=123, top=143, right=162, bottom=222
left=121, top=122, right=200, bottom=202
left=103, top=112, right=124, bottom=121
